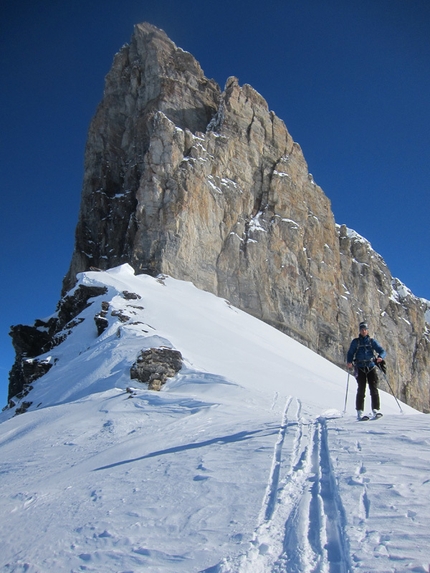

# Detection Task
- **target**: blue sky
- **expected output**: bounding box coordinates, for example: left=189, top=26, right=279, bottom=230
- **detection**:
left=1, top=0, right=429, bottom=405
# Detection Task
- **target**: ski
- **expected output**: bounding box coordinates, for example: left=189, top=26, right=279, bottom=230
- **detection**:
left=372, top=412, right=383, bottom=420
left=358, top=415, right=370, bottom=421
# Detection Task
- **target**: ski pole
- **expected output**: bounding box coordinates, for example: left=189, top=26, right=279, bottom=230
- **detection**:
left=380, top=370, right=403, bottom=413
left=343, top=371, right=350, bottom=414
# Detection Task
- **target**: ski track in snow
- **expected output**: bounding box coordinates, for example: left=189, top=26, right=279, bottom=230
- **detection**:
left=210, top=412, right=430, bottom=573
left=214, top=398, right=351, bottom=573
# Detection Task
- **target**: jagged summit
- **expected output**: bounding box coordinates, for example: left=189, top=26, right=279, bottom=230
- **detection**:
left=64, top=22, right=220, bottom=292
left=10, top=23, right=430, bottom=411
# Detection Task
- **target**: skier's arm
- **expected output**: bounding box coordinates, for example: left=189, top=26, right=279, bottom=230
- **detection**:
left=346, top=339, right=357, bottom=367
left=372, top=339, right=386, bottom=361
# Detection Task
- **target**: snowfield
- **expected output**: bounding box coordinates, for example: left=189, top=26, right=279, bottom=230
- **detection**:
left=1, top=265, right=429, bottom=573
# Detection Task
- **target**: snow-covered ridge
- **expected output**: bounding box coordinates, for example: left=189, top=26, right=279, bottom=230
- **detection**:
left=342, top=225, right=370, bottom=245
left=4, top=263, right=419, bottom=420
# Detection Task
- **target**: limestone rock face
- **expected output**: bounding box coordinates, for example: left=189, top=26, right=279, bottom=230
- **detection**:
left=64, top=23, right=220, bottom=287
left=49, top=23, right=430, bottom=411
left=338, top=226, right=430, bottom=410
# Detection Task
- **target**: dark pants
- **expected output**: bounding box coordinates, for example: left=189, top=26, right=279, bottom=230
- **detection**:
left=355, top=367, right=380, bottom=411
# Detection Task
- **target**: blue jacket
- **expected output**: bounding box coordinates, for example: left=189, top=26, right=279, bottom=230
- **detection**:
left=347, top=335, right=386, bottom=368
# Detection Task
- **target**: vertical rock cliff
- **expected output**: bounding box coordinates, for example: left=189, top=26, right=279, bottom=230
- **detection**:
left=14, top=23, right=430, bottom=411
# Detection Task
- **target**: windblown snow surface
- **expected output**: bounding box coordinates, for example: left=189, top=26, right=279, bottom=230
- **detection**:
left=1, top=265, right=429, bottom=573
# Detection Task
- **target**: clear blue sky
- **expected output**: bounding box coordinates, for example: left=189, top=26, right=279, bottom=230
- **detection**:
left=1, top=0, right=429, bottom=406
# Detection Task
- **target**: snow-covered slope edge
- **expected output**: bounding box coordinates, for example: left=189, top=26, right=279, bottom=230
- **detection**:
left=1, top=264, right=428, bottom=573
left=2, top=264, right=417, bottom=419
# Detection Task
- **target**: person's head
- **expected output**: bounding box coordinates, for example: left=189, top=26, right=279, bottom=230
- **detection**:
left=359, top=321, right=368, bottom=335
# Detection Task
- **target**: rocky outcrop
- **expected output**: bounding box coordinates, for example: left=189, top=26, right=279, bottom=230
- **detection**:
left=17, top=23, right=430, bottom=411
left=8, top=285, right=107, bottom=402
left=130, top=348, right=183, bottom=391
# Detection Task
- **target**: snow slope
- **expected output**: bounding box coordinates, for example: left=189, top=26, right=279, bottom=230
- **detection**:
left=1, top=265, right=429, bottom=573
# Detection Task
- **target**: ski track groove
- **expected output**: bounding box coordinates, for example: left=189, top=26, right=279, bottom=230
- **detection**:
left=215, top=400, right=352, bottom=573
left=263, top=395, right=294, bottom=522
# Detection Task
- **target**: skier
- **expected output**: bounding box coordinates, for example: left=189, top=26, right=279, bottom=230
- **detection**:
left=347, top=321, right=386, bottom=420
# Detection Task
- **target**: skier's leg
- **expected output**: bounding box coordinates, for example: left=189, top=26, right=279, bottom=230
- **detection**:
left=355, top=369, right=367, bottom=411
left=368, top=368, right=380, bottom=411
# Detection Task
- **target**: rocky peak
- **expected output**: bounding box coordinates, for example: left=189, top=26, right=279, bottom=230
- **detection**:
left=63, top=23, right=220, bottom=289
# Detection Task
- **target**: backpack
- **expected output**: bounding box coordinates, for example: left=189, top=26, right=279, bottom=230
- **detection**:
left=353, top=337, right=387, bottom=374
